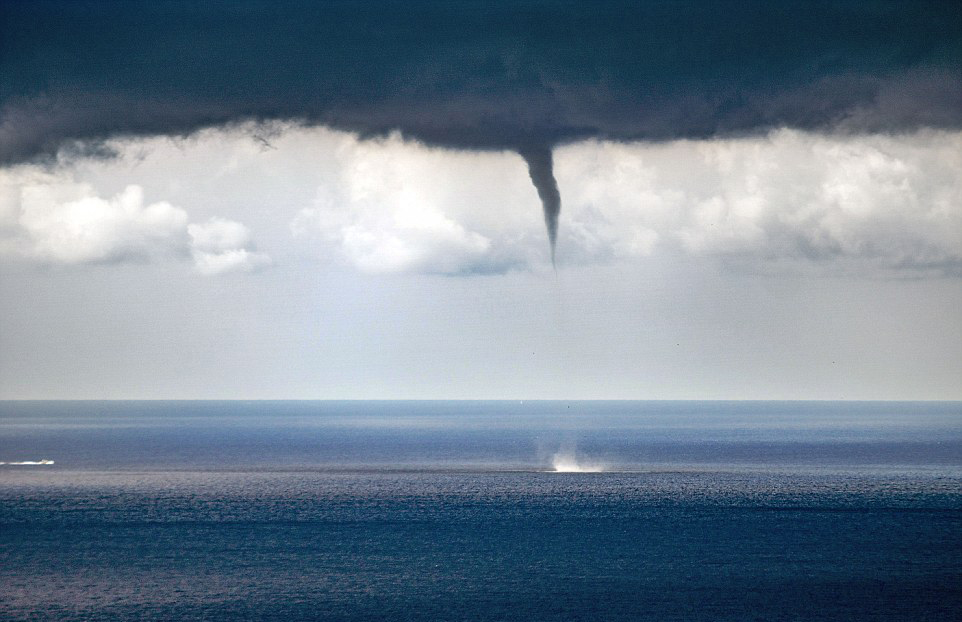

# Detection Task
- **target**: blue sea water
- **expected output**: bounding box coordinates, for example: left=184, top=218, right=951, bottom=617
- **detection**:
left=1, top=401, right=960, bottom=621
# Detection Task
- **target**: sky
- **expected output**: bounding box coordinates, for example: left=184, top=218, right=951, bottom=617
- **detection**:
left=1, top=0, right=961, bottom=400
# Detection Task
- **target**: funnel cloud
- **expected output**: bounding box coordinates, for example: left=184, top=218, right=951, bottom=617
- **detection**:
left=519, top=146, right=561, bottom=261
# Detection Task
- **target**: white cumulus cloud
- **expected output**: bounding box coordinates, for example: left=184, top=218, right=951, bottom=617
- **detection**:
left=556, top=130, right=962, bottom=273
left=188, top=218, right=271, bottom=275
left=6, top=176, right=188, bottom=264
left=0, top=167, right=269, bottom=275
left=291, top=132, right=546, bottom=275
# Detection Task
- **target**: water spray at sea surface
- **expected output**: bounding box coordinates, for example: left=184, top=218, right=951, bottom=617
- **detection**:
left=551, top=451, right=604, bottom=473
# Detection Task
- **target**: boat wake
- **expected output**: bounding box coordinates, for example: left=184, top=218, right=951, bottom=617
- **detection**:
left=0, top=459, right=55, bottom=466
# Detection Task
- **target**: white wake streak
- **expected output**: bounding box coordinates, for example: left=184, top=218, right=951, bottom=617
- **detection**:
left=0, top=459, right=54, bottom=465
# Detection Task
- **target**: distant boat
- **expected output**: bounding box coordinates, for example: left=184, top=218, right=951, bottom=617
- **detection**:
left=0, top=459, right=54, bottom=465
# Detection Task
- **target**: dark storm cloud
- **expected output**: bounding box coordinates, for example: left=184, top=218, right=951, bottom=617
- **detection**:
left=2, top=0, right=961, bottom=165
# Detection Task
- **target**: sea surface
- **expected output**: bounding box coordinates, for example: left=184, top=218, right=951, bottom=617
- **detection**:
left=1, top=401, right=960, bottom=621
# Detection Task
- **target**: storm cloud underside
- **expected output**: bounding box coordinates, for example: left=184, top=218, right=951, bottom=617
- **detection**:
left=2, top=1, right=962, bottom=249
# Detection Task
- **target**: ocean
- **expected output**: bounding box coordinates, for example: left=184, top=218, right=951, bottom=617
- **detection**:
left=1, top=401, right=960, bottom=620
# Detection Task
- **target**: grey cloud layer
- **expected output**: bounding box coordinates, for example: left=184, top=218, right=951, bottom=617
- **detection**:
left=2, top=0, right=961, bottom=165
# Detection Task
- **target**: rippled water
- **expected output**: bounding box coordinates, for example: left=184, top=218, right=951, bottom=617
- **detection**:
left=1, top=401, right=960, bottom=620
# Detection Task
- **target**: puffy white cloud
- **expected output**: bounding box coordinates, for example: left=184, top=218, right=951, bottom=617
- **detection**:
left=188, top=217, right=251, bottom=253
left=556, top=130, right=962, bottom=273
left=188, top=218, right=271, bottom=275
left=291, top=132, right=546, bottom=275
left=7, top=176, right=188, bottom=263
left=0, top=168, right=268, bottom=274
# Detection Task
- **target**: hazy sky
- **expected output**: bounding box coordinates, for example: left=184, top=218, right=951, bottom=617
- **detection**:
left=1, top=1, right=961, bottom=399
